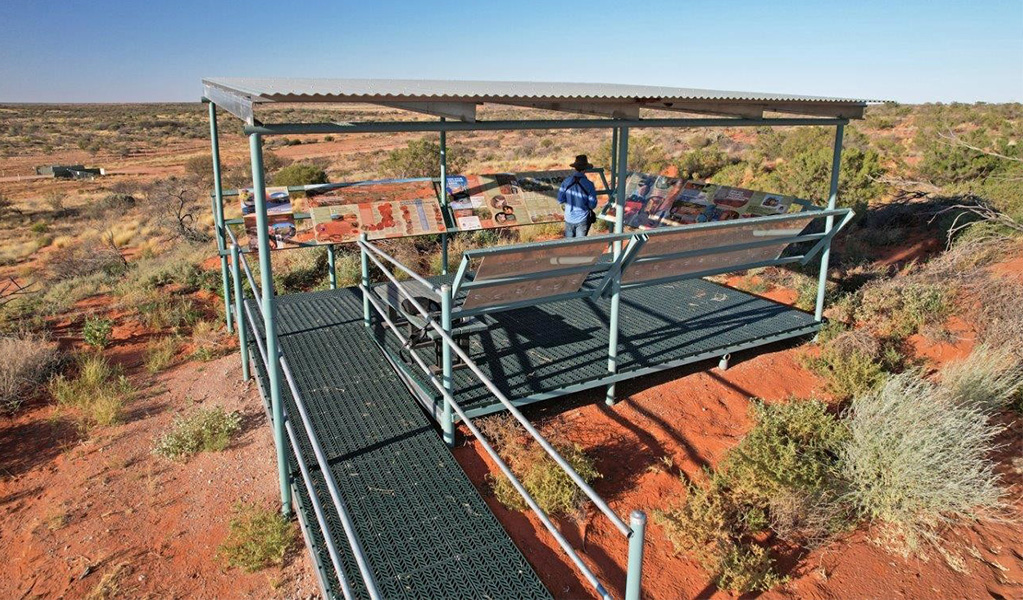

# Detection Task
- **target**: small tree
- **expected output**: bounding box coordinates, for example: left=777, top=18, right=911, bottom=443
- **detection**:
left=185, top=154, right=215, bottom=185
left=271, top=163, right=328, bottom=187
left=146, top=177, right=211, bottom=243
left=381, top=139, right=470, bottom=178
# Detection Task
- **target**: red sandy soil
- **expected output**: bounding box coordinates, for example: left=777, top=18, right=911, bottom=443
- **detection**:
left=452, top=261, right=1023, bottom=600
left=0, top=353, right=319, bottom=599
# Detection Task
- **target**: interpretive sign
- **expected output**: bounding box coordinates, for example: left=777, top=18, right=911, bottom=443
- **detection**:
left=240, top=187, right=305, bottom=251
left=446, top=170, right=592, bottom=231
left=462, top=238, right=609, bottom=310
left=306, top=180, right=446, bottom=244
left=600, top=173, right=799, bottom=229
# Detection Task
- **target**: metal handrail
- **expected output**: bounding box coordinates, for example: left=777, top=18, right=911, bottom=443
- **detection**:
left=361, top=239, right=631, bottom=535
left=360, top=241, right=440, bottom=292
left=359, top=237, right=647, bottom=600
left=231, top=236, right=381, bottom=599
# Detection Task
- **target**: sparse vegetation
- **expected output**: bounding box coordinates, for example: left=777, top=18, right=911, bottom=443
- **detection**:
left=218, top=502, right=295, bottom=572
left=144, top=336, right=179, bottom=373
left=0, top=333, right=61, bottom=413
left=49, top=353, right=134, bottom=429
left=479, top=414, right=601, bottom=518
left=153, top=405, right=241, bottom=461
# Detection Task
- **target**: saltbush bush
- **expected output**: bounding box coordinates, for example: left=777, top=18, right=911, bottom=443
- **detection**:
left=153, top=406, right=241, bottom=461
left=0, top=333, right=61, bottom=413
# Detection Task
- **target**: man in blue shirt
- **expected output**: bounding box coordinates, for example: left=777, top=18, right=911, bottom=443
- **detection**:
left=557, top=155, right=598, bottom=238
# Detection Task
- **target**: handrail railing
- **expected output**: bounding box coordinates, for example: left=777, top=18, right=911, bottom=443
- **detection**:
left=228, top=231, right=381, bottom=600
left=359, top=237, right=646, bottom=600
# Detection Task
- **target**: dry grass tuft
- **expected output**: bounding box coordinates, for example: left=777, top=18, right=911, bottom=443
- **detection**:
left=49, top=353, right=133, bottom=429
left=0, top=332, right=61, bottom=413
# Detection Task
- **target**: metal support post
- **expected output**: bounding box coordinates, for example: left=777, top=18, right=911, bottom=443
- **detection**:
left=360, top=233, right=371, bottom=327
left=209, top=102, right=233, bottom=333
left=230, top=243, right=250, bottom=381
left=440, top=283, right=455, bottom=447
left=625, top=510, right=647, bottom=600
left=250, top=133, right=292, bottom=516
left=439, top=117, right=449, bottom=275
left=606, top=127, right=629, bottom=406
left=326, top=245, right=337, bottom=290
left=609, top=127, right=619, bottom=192
left=815, top=124, right=844, bottom=322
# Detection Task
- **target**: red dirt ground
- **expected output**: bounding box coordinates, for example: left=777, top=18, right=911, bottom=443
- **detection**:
left=0, top=354, right=320, bottom=600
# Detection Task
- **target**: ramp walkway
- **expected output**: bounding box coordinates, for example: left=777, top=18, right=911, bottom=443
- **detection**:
left=245, top=288, right=552, bottom=600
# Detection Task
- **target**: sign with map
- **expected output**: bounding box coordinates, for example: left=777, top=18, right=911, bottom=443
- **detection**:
left=445, top=170, right=588, bottom=231
left=600, top=172, right=799, bottom=230
left=239, top=187, right=307, bottom=251
left=305, top=180, right=446, bottom=244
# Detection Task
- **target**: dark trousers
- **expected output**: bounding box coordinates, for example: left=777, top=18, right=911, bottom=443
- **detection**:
left=564, top=220, right=590, bottom=238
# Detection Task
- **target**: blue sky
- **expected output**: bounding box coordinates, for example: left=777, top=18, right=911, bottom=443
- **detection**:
left=0, top=0, right=1020, bottom=103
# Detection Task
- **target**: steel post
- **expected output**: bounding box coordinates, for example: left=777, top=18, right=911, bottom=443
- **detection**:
left=441, top=283, right=455, bottom=447
left=326, top=245, right=337, bottom=290
left=209, top=102, right=233, bottom=333
left=360, top=233, right=371, bottom=327
left=610, top=127, right=619, bottom=191
left=439, top=118, right=449, bottom=275
left=815, top=124, right=844, bottom=321
left=249, top=133, right=292, bottom=516
left=230, top=243, right=250, bottom=381
left=625, top=510, right=647, bottom=600
left=606, top=127, right=629, bottom=406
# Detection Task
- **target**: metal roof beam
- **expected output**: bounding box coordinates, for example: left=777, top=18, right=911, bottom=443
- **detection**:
left=767, top=102, right=865, bottom=120
left=203, top=83, right=257, bottom=126
left=653, top=101, right=765, bottom=120
left=494, top=101, right=641, bottom=120
left=375, top=101, right=478, bottom=123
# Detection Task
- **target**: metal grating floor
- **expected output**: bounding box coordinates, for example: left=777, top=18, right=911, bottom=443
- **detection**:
left=245, top=289, right=552, bottom=600
left=384, top=277, right=821, bottom=417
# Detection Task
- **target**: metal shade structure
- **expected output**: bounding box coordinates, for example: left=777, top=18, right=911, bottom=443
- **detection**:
left=203, top=77, right=872, bottom=600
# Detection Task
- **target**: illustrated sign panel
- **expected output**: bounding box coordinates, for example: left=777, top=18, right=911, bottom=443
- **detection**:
left=446, top=170, right=591, bottom=231
left=305, top=180, right=446, bottom=244
left=622, top=214, right=819, bottom=285
left=600, top=173, right=798, bottom=229
left=239, top=187, right=312, bottom=251
left=462, top=239, right=610, bottom=310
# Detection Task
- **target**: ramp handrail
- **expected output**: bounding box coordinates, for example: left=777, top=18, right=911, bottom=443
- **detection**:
left=227, top=227, right=381, bottom=600
left=360, top=237, right=647, bottom=600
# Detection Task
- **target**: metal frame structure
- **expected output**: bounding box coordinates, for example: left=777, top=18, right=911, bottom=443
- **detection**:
left=203, top=78, right=869, bottom=600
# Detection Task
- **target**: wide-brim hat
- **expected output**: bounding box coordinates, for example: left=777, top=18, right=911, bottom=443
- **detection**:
left=570, top=154, right=593, bottom=170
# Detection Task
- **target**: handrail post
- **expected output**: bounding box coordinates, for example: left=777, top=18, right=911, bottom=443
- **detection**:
left=606, top=126, right=629, bottom=406
left=326, top=244, right=337, bottom=290
left=250, top=132, right=292, bottom=516
left=360, top=233, right=371, bottom=327
left=609, top=127, right=619, bottom=192
left=815, top=124, right=844, bottom=322
left=625, top=510, right=647, bottom=600
left=230, top=243, right=250, bottom=381
left=439, top=117, right=449, bottom=275
left=440, top=283, right=455, bottom=447
left=209, top=102, right=233, bottom=333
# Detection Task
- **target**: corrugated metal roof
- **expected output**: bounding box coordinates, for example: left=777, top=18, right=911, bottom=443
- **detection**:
left=203, top=77, right=873, bottom=105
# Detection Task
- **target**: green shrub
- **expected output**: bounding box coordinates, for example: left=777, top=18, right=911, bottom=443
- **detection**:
left=153, top=405, right=241, bottom=461
left=381, top=138, right=471, bottom=178
left=218, top=502, right=294, bottom=572
left=716, top=543, right=788, bottom=594
left=0, top=333, right=61, bottom=413
left=804, top=328, right=901, bottom=401
left=82, top=316, right=114, bottom=349
left=49, top=354, right=133, bottom=428
left=842, top=373, right=1005, bottom=556
left=271, top=163, right=328, bottom=187
left=480, top=415, right=601, bottom=517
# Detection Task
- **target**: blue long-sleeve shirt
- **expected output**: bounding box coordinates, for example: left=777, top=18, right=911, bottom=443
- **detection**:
left=557, top=172, right=598, bottom=224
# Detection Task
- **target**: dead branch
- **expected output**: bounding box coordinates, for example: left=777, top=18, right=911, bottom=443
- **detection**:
left=931, top=199, right=1023, bottom=248
left=938, top=130, right=1023, bottom=164
left=0, top=277, right=35, bottom=307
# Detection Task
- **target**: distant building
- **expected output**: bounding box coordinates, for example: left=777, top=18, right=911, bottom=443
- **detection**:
left=35, top=164, right=104, bottom=179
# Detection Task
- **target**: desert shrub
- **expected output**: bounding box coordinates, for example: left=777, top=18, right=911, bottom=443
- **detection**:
left=657, top=399, right=848, bottom=592
left=381, top=138, right=471, bottom=178
left=479, top=414, right=601, bottom=518
left=271, top=163, right=327, bottom=187
left=145, top=177, right=211, bottom=243
left=190, top=319, right=225, bottom=361
left=136, top=294, right=202, bottom=331
left=153, top=405, right=241, bottom=461
left=940, top=345, right=1023, bottom=413
left=804, top=328, right=903, bottom=401
left=49, top=354, right=134, bottom=429
left=218, top=502, right=294, bottom=572
left=144, top=336, right=179, bottom=373
left=82, top=316, right=113, bottom=349
left=0, top=333, right=61, bottom=413
left=674, top=146, right=732, bottom=180
left=184, top=154, right=214, bottom=184
left=855, top=278, right=953, bottom=338
left=962, top=274, right=1023, bottom=360
left=47, top=238, right=128, bottom=281
left=842, top=373, right=1005, bottom=556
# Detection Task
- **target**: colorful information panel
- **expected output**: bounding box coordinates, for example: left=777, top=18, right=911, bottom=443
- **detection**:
left=462, top=239, right=609, bottom=310
left=600, top=173, right=799, bottom=230
left=622, top=214, right=819, bottom=285
left=239, top=187, right=311, bottom=251
left=305, top=180, right=447, bottom=244
left=446, top=170, right=590, bottom=231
